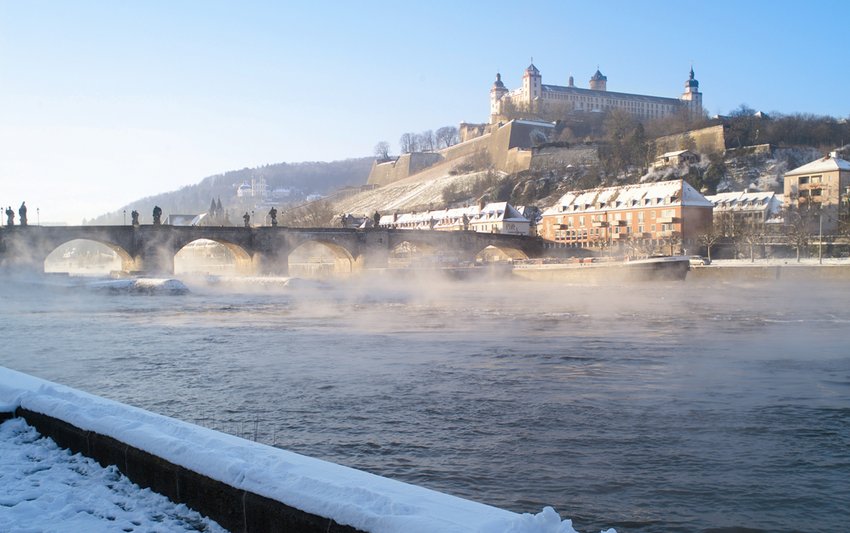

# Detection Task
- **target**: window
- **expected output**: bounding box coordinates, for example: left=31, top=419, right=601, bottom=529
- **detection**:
left=799, top=176, right=809, bottom=184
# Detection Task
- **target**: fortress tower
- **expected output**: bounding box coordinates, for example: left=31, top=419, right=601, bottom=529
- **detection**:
left=680, top=67, right=703, bottom=115
left=589, top=68, right=607, bottom=91
left=489, top=72, right=509, bottom=123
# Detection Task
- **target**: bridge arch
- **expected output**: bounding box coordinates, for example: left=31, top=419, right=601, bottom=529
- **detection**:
left=287, top=239, right=355, bottom=277
left=43, top=238, right=135, bottom=275
left=473, top=244, right=530, bottom=263
left=173, top=238, right=253, bottom=275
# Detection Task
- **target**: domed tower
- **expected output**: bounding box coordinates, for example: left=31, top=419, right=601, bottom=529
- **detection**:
left=680, top=66, right=703, bottom=115
left=522, top=61, right=542, bottom=112
left=589, top=68, right=607, bottom=91
left=489, top=72, right=509, bottom=123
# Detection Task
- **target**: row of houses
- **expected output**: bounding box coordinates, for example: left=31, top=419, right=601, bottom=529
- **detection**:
left=376, top=202, right=532, bottom=235
left=372, top=151, right=850, bottom=253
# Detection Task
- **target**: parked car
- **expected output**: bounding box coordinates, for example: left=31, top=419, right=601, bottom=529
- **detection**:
left=689, top=255, right=711, bottom=266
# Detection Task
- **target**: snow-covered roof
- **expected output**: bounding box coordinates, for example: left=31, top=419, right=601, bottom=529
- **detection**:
left=543, top=179, right=712, bottom=216
left=378, top=202, right=530, bottom=229
left=657, top=150, right=694, bottom=159
left=511, top=119, right=555, bottom=129
left=706, top=190, right=782, bottom=213
left=785, top=154, right=850, bottom=176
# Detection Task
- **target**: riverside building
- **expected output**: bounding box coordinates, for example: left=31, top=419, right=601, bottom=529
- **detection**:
left=538, top=179, right=713, bottom=251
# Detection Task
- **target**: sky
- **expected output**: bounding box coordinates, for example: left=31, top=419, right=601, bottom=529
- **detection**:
left=1, top=0, right=848, bottom=224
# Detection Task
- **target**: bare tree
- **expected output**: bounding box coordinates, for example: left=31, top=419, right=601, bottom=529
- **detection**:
left=698, top=226, right=722, bottom=262
left=436, top=126, right=459, bottom=148
left=784, top=205, right=818, bottom=262
left=418, top=130, right=436, bottom=152
left=399, top=132, right=418, bottom=154
left=740, top=225, right=765, bottom=263
left=374, top=141, right=391, bottom=161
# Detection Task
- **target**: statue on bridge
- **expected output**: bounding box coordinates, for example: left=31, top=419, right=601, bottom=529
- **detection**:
left=18, top=202, right=27, bottom=226
left=131, top=210, right=139, bottom=226
left=152, top=206, right=162, bottom=225
left=268, top=207, right=277, bottom=227
left=243, top=212, right=250, bottom=227
left=462, top=213, right=469, bottom=231
left=373, top=210, right=381, bottom=228
left=5, top=206, right=14, bottom=226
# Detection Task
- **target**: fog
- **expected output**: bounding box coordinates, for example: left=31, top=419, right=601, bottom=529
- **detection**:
left=1, top=265, right=848, bottom=532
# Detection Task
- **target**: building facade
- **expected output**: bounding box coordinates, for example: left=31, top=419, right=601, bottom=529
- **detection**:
left=705, top=190, right=783, bottom=232
left=378, top=202, right=531, bottom=236
left=490, top=63, right=702, bottom=124
left=783, top=152, right=850, bottom=233
left=539, top=179, right=713, bottom=251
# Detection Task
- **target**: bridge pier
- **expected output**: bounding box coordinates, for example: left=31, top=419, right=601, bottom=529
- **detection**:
left=252, top=252, right=289, bottom=276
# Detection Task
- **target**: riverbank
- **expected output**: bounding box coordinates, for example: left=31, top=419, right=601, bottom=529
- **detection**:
left=688, top=257, right=850, bottom=281
left=0, top=367, right=611, bottom=533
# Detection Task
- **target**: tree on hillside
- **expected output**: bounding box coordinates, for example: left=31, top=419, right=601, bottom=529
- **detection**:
left=436, top=126, right=459, bottom=148
left=399, top=132, right=418, bottom=154
left=418, top=130, right=436, bottom=152
left=374, top=141, right=391, bottom=161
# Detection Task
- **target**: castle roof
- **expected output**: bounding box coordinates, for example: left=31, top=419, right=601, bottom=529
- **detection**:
left=590, top=69, right=607, bottom=82
left=541, top=84, right=681, bottom=105
left=686, top=67, right=699, bottom=88
left=525, top=63, right=540, bottom=76
left=492, top=72, right=506, bottom=91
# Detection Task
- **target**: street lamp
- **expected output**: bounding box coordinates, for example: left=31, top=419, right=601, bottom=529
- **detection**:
left=37, top=208, right=40, bottom=226
left=123, top=209, right=126, bottom=225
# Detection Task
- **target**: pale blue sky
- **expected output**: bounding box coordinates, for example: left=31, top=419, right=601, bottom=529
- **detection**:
left=1, top=0, right=848, bottom=223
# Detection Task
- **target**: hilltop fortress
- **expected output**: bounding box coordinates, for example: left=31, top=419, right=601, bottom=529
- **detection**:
left=367, top=63, right=705, bottom=186
left=489, top=62, right=702, bottom=124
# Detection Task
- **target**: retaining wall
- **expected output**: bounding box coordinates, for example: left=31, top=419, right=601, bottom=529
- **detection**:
left=0, top=368, right=535, bottom=533
left=5, top=406, right=360, bottom=533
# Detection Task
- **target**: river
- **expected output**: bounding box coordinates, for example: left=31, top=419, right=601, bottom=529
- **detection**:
left=1, top=272, right=848, bottom=533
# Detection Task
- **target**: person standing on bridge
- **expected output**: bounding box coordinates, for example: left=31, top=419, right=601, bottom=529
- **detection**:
left=5, top=206, right=14, bottom=226
left=18, top=202, right=27, bottom=226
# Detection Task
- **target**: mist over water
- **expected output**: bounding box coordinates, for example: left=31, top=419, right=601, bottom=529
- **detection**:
left=1, top=273, right=848, bottom=533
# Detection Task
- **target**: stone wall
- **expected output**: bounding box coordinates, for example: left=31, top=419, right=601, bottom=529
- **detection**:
left=9, top=408, right=361, bottom=533
left=367, top=120, right=554, bottom=186
left=529, top=145, right=600, bottom=171
left=653, top=124, right=726, bottom=156
left=367, top=152, right=444, bottom=186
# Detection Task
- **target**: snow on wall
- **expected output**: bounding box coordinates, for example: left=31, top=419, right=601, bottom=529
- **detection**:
left=0, top=366, right=614, bottom=533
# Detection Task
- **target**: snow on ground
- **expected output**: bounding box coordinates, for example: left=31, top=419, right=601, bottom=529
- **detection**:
left=706, top=257, right=850, bottom=267
left=0, top=367, right=615, bottom=533
left=0, top=417, right=226, bottom=533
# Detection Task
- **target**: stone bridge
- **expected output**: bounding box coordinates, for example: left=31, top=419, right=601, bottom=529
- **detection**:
left=0, top=225, right=544, bottom=275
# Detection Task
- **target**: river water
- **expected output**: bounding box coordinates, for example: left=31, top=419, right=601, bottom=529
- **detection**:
left=1, top=272, right=848, bottom=533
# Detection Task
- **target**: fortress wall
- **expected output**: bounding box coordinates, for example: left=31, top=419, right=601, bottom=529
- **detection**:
left=530, top=145, right=600, bottom=171
left=367, top=152, right=443, bottom=186
left=504, top=148, right=533, bottom=174
left=367, top=120, right=556, bottom=186
left=653, top=124, right=726, bottom=156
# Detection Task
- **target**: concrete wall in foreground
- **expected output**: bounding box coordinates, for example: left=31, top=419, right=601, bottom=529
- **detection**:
left=4, top=407, right=361, bottom=533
